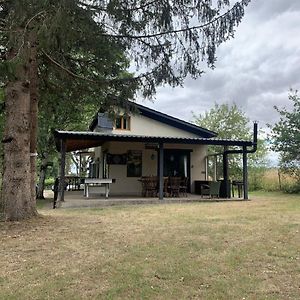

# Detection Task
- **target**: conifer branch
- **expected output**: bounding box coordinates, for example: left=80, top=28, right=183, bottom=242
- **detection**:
left=101, top=1, right=247, bottom=39
left=11, top=10, right=45, bottom=60
left=78, top=0, right=157, bottom=12
left=42, top=50, right=155, bottom=86
left=42, top=50, right=96, bottom=83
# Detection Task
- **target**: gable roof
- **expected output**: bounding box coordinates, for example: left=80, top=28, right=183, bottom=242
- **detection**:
left=89, top=102, right=217, bottom=138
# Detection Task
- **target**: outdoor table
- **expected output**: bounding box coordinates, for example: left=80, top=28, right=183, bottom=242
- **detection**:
left=84, top=178, right=113, bottom=198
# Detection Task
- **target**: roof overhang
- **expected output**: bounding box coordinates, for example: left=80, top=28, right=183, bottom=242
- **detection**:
left=54, top=130, right=253, bottom=152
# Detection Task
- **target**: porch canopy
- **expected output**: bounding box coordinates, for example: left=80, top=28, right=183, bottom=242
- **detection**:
left=54, top=130, right=254, bottom=204
left=54, top=130, right=252, bottom=151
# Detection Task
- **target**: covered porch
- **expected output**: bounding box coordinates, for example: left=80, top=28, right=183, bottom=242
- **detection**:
left=56, top=190, right=248, bottom=209
left=53, top=125, right=257, bottom=207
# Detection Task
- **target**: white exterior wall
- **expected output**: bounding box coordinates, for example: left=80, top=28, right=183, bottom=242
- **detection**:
left=101, top=142, right=157, bottom=196
left=95, top=142, right=207, bottom=195
left=96, top=111, right=200, bottom=138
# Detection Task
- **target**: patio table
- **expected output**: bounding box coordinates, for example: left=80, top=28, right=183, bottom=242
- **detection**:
left=84, top=178, right=113, bottom=198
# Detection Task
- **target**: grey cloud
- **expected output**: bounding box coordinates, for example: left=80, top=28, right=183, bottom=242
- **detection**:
left=137, top=0, right=300, bottom=135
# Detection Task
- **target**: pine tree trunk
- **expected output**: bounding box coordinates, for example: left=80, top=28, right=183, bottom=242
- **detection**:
left=29, top=30, right=38, bottom=202
left=1, top=38, right=37, bottom=220
left=36, top=154, right=49, bottom=199
left=1, top=69, right=37, bottom=220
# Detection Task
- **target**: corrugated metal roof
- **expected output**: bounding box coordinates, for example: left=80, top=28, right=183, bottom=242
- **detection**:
left=54, top=130, right=253, bottom=149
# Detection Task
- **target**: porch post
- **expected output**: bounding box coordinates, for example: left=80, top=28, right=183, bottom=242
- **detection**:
left=158, top=142, right=164, bottom=200
left=79, top=153, right=82, bottom=177
left=57, top=139, right=66, bottom=206
left=205, top=156, right=208, bottom=180
left=243, top=146, right=248, bottom=200
left=223, top=146, right=230, bottom=197
left=214, top=155, right=217, bottom=181
left=223, top=146, right=228, bottom=181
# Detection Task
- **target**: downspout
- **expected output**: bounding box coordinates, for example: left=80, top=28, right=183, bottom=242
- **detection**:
left=223, top=122, right=258, bottom=199
left=224, top=122, right=258, bottom=156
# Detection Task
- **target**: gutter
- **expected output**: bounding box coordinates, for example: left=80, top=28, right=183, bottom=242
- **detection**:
left=222, top=122, right=258, bottom=200
left=224, top=122, right=258, bottom=155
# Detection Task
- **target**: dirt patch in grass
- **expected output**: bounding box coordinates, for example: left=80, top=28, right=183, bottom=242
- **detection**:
left=1, top=193, right=299, bottom=299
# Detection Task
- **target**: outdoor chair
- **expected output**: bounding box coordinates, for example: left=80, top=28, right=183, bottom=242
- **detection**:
left=163, top=177, right=169, bottom=197
left=141, top=176, right=158, bottom=197
left=232, top=180, right=244, bottom=198
left=200, top=181, right=221, bottom=198
left=168, top=177, right=181, bottom=197
left=179, top=177, right=189, bottom=197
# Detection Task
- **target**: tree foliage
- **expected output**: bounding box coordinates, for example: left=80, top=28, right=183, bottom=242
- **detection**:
left=271, top=91, right=300, bottom=183
left=193, top=103, right=268, bottom=179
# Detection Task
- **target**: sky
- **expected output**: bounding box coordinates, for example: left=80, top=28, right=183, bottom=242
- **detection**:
left=137, top=0, right=300, bottom=144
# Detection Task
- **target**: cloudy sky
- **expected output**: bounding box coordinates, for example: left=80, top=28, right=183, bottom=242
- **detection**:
left=137, top=0, right=300, bottom=136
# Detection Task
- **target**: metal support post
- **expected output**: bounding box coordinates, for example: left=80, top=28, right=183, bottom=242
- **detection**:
left=159, top=142, right=164, bottom=200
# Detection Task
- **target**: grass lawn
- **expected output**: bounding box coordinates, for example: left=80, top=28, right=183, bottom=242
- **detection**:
left=0, top=192, right=299, bottom=299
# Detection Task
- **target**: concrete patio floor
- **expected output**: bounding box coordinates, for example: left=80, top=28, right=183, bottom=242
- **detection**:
left=51, top=190, right=246, bottom=209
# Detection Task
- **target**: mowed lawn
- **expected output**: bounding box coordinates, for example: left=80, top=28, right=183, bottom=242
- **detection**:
left=0, top=193, right=299, bottom=299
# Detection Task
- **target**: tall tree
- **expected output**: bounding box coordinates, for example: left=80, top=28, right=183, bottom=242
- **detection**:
left=193, top=103, right=267, bottom=179
left=0, top=0, right=251, bottom=220
left=270, top=91, right=300, bottom=183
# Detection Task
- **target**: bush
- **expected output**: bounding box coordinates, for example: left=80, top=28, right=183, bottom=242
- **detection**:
left=281, top=182, right=300, bottom=194
left=248, top=168, right=300, bottom=194
left=45, top=177, right=55, bottom=188
left=248, top=167, right=266, bottom=191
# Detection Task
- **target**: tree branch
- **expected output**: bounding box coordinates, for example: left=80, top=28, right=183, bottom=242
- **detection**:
left=101, top=1, right=246, bottom=39
left=11, top=10, right=45, bottom=61
left=42, top=50, right=155, bottom=86
left=78, top=0, right=157, bottom=13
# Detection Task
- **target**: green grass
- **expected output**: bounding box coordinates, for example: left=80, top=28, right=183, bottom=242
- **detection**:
left=0, top=192, right=299, bottom=299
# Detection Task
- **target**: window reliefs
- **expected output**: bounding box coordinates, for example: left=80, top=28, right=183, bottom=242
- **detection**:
left=115, top=115, right=130, bottom=130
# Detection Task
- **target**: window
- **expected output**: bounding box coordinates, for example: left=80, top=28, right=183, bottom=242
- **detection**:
left=115, top=115, right=130, bottom=130
left=127, top=150, right=142, bottom=177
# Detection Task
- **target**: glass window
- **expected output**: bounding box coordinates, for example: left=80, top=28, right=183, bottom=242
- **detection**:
left=127, top=150, right=142, bottom=177
left=115, top=116, right=122, bottom=129
left=115, top=115, right=130, bottom=130
left=123, top=117, right=127, bottom=129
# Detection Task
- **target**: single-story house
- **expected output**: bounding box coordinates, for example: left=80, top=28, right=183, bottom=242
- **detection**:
left=54, top=102, right=257, bottom=203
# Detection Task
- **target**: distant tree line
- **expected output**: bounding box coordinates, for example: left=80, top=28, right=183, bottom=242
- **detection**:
left=193, top=92, right=300, bottom=194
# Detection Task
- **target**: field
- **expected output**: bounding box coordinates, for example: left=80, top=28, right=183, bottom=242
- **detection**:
left=0, top=192, right=299, bottom=299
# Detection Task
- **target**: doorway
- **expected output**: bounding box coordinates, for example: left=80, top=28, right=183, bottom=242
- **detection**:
left=162, top=149, right=191, bottom=192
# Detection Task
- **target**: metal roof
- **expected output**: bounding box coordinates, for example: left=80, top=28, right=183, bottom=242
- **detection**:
left=54, top=130, right=253, bottom=152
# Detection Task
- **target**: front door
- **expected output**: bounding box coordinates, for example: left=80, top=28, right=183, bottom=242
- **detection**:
left=163, top=149, right=191, bottom=192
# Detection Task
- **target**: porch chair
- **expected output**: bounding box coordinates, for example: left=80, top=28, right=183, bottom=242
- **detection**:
left=143, top=176, right=158, bottom=197
left=200, top=181, right=221, bottom=198
left=163, top=177, right=170, bottom=197
left=168, top=177, right=181, bottom=197
left=179, top=177, right=189, bottom=197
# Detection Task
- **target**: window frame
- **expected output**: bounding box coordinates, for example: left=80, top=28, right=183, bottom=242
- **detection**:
left=114, top=115, right=131, bottom=131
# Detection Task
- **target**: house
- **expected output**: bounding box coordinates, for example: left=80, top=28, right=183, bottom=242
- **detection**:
left=54, top=102, right=257, bottom=202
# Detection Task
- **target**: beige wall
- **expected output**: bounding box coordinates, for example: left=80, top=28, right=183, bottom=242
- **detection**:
left=95, top=142, right=207, bottom=195
left=96, top=111, right=200, bottom=138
